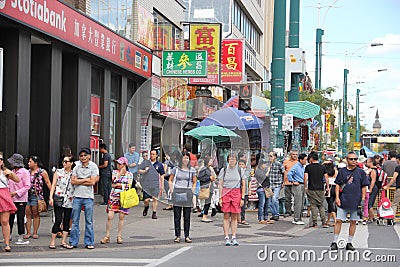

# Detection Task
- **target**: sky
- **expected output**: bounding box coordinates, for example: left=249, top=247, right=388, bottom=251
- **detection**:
left=299, top=0, right=400, bottom=132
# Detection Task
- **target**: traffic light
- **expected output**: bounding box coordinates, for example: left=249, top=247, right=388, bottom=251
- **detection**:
left=238, top=85, right=251, bottom=111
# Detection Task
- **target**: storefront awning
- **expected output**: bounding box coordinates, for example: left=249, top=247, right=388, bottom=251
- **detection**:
left=284, top=101, right=320, bottom=119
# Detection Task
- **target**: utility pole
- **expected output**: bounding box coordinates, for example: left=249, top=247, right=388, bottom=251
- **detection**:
left=355, top=88, right=360, bottom=143
left=342, top=69, right=349, bottom=156
left=288, top=0, right=300, bottom=101
left=270, top=0, right=287, bottom=150
left=315, top=28, right=324, bottom=90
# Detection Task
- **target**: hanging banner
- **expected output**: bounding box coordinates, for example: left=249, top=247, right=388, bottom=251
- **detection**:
left=189, top=23, right=221, bottom=85
left=0, top=0, right=152, bottom=78
left=221, top=39, right=245, bottom=84
left=325, top=110, right=331, bottom=133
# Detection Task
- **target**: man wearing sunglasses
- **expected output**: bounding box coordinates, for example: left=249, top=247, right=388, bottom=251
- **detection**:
left=330, top=151, right=369, bottom=251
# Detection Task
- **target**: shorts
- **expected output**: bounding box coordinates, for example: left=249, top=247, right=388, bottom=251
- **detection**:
left=336, top=207, right=359, bottom=221
left=27, top=194, right=38, bottom=206
left=221, top=188, right=241, bottom=214
left=143, top=187, right=160, bottom=200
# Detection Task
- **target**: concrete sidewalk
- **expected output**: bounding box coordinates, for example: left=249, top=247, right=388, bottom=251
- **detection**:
left=5, top=196, right=315, bottom=253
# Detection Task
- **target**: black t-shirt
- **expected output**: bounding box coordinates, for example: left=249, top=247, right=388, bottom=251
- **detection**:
left=305, top=163, right=327, bottom=190
left=99, top=153, right=112, bottom=175
left=394, top=165, right=400, bottom=188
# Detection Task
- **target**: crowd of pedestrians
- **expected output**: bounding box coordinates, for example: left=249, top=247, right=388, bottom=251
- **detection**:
left=0, top=146, right=399, bottom=252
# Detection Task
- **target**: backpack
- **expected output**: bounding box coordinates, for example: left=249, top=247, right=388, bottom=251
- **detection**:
left=375, top=168, right=388, bottom=189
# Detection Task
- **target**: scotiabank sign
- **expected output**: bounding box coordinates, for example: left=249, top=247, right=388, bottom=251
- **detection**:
left=0, top=0, right=152, bottom=78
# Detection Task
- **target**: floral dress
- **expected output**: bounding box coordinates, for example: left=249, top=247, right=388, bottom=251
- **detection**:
left=54, top=168, right=74, bottom=209
left=107, top=170, right=133, bottom=214
left=29, top=168, right=44, bottom=200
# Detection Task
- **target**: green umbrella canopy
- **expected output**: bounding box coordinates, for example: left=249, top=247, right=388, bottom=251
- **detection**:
left=284, top=101, right=320, bottom=119
left=185, top=125, right=240, bottom=143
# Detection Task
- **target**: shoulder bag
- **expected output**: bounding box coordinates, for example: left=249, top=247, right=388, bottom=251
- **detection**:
left=33, top=170, right=47, bottom=213
left=198, top=168, right=211, bottom=200
left=172, top=169, right=192, bottom=204
left=120, top=174, right=140, bottom=208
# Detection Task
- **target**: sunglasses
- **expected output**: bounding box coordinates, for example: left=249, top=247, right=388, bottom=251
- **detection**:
left=348, top=158, right=358, bottom=161
left=0, top=158, right=3, bottom=161
left=62, top=160, right=71, bottom=163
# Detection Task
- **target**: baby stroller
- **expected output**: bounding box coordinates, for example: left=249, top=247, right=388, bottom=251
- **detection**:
left=376, top=190, right=395, bottom=226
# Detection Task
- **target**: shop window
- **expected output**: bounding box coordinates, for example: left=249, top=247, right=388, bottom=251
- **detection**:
left=153, top=10, right=180, bottom=56
left=111, top=74, right=120, bottom=101
left=91, top=67, right=102, bottom=96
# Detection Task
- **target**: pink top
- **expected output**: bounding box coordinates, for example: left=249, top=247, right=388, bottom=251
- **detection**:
left=8, top=168, right=31, bottom=202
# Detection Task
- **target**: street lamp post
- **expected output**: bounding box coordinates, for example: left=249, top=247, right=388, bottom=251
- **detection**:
left=355, top=89, right=361, bottom=143
left=341, top=43, right=383, bottom=156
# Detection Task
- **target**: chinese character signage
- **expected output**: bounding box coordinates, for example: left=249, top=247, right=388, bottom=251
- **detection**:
left=189, top=23, right=221, bottom=85
left=160, top=77, right=187, bottom=121
left=221, top=39, right=245, bottom=84
left=137, top=5, right=154, bottom=50
left=325, top=110, right=331, bottom=133
left=162, top=50, right=207, bottom=77
left=0, top=0, right=152, bottom=78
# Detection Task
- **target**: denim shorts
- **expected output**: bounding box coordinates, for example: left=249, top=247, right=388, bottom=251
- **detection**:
left=27, top=194, right=38, bottom=206
left=336, top=207, right=359, bottom=221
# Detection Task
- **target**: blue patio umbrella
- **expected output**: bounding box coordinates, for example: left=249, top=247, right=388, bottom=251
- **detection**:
left=198, top=107, right=264, bottom=130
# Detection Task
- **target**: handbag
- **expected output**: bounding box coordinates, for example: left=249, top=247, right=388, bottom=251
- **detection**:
left=38, top=199, right=47, bottom=213
left=199, top=185, right=210, bottom=200
left=264, top=187, right=274, bottom=198
left=120, top=187, right=139, bottom=209
left=172, top=168, right=192, bottom=205
left=53, top=195, right=64, bottom=207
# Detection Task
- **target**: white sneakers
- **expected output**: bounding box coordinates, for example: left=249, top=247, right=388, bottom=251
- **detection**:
left=292, top=220, right=305, bottom=225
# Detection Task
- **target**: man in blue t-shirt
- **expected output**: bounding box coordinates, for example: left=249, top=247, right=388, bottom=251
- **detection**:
left=124, top=144, right=140, bottom=184
left=138, top=149, right=165, bottom=219
left=330, top=152, right=369, bottom=251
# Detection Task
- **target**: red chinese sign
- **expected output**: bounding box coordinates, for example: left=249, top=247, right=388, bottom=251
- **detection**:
left=189, top=23, right=221, bottom=85
left=0, top=0, right=152, bottom=78
left=221, top=39, right=245, bottom=84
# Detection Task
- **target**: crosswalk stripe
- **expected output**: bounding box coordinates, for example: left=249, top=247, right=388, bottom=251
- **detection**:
left=0, top=258, right=157, bottom=265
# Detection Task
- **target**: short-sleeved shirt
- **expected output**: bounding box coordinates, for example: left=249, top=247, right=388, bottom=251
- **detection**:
left=305, top=163, right=327, bottom=190
left=335, top=167, right=370, bottom=210
left=99, top=153, right=112, bottom=176
left=139, top=160, right=165, bottom=188
left=218, top=165, right=245, bottom=189
left=124, top=151, right=140, bottom=174
left=172, top=167, right=196, bottom=189
left=394, top=165, right=400, bottom=188
left=72, top=161, right=99, bottom=199
left=268, top=161, right=284, bottom=187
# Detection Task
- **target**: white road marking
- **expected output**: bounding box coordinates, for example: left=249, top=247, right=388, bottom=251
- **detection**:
left=144, top=247, right=192, bottom=267
left=242, top=243, right=400, bottom=251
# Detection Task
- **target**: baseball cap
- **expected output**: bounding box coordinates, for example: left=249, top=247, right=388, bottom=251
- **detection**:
left=79, top=148, right=91, bottom=155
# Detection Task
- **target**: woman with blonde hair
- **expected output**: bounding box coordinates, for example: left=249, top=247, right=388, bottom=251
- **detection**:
left=100, top=157, right=133, bottom=244
left=0, top=152, right=20, bottom=252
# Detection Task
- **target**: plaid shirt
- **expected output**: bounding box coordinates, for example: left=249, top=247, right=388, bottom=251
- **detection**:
left=268, top=161, right=284, bottom=187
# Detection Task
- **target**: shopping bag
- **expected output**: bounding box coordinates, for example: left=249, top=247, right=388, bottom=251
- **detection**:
left=120, top=188, right=139, bottom=208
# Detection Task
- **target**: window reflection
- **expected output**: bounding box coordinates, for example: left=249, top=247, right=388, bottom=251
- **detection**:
left=89, top=0, right=133, bottom=40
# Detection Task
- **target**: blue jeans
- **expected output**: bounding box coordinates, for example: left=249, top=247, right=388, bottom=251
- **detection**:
left=256, top=188, right=270, bottom=221
left=69, top=197, right=94, bottom=247
left=269, top=186, right=281, bottom=217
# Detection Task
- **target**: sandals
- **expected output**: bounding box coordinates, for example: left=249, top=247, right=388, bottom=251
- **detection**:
left=61, top=243, right=68, bottom=248
left=117, top=236, right=123, bottom=244
left=174, top=237, right=180, bottom=243
left=85, top=245, right=95, bottom=249
left=23, top=234, right=31, bottom=239
left=49, top=245, right=56, bottom=249
left=4, top=245, right=11, bottom=252
left=241, top=221, right=249, bottom=225
left=32, top=235, right=39, bottom=239
left=65, top=244, right=75, bottom=249
left=100, top=236, right=110, bottom=244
